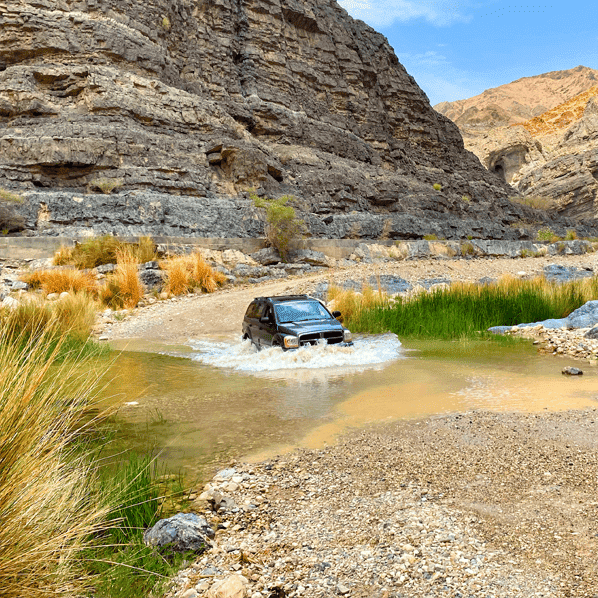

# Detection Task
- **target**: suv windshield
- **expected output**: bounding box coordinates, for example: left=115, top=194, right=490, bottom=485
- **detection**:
left=275, top=301, right=331, bottom=323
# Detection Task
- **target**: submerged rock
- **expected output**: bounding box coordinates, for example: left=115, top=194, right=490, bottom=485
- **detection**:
left=562, top=367, right=584, bottom=376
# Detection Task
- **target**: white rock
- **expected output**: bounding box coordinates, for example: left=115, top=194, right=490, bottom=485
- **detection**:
left=59, top=291, right=70, bottom=300
left=207, top=574, right=248, bottom=598
left=46, top=292, right=59, bottom=301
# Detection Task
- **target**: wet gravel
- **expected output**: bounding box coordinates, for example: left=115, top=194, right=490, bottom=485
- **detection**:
left=166, top=410, right=598, bottom=598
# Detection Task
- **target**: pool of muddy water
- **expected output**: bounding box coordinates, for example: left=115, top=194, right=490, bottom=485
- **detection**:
left=104, top=335, right=598, bottom=482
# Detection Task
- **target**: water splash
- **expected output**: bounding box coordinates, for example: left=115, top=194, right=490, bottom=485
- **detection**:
left=187, top=334, right=403, bottom=373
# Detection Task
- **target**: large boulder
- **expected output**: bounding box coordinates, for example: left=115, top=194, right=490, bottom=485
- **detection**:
left=143, top=513, right=214, bottom=553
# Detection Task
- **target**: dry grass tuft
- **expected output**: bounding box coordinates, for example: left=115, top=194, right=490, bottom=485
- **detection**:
left=133, top=235, right=158, bottom=264
left=162, top=252, right=226, bottom=296
left=53, top=244, right=75, bottom=266
left=22, top=268, right=98, bottom=295
left=0, top=326, right=109, bottom=598
left=1, top=294, right=99, bottom=342
left=100, top=247, right=144, bottom=309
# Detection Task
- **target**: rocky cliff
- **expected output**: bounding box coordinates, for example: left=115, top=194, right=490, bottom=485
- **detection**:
left=0, top=0, right=579, bottom=239
left=445, top=76, right=598, bottom=221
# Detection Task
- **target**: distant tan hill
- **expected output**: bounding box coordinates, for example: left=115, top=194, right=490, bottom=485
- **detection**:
left=519, top=85, right=598, bottom=137
left=435, top=66, right=598, bottom=130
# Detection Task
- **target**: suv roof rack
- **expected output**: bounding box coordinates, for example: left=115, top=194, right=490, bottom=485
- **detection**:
left=253, top=295, right=311, bottom=302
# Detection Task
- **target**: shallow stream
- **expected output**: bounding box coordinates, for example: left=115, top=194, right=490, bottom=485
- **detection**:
left=104, top=335, right=598, bottom=482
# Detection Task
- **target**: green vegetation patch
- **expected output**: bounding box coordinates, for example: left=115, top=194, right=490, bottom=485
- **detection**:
left=345, top=276, right=598, bottom=340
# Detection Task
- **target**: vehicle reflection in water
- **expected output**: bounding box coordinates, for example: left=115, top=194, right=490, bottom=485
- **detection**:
left=104, top=335, right=598, bottom=481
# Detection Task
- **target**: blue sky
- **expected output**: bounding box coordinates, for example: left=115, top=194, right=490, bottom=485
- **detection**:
left=337, top=1, right=598, bottom=106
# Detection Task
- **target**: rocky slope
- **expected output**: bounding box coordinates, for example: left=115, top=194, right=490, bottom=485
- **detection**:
left=435, top=66, right=598, bottom=131
left=451, top=87, right=598, bottom=220
left=0, top=0, right=570, bottom=240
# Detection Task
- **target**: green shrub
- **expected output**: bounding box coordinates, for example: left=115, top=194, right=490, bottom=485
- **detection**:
left=460, top=241, right=475, bottom=256
left=537, top=227, right=557, bottom=242
left=461, top=195, right=471, bottom=202
left=161, top=16, right=171, bottom=30
left=565, top=229, right=578, bottom=241
left=433, top=183, right=442, bottom=191
left=423, top=234, right=438, bottom=241
left=252, top=191, right=305, bottom=261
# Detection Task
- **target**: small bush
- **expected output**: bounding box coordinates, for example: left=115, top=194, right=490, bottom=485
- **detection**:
left=423, top=234, right=438, bottom=241
left=537, top=227, right=559, bottom=242
left=89, top=177, right=124, bottom=195
left=433, top=183, right=442, bottom=191
left=460, top=241, right=475, bottom=256
left=161, top=16, right=171, bottom=30
left=252, top=191, right=305, bottom=261
left=565, top=229, right=578, bottom=241
left=461, top=195, right=471, bottom=202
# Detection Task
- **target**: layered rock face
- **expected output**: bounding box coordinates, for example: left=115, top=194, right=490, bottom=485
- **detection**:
left=0, top=0, right=562, bottom=239
left=517, top=97, right=598, bottom=220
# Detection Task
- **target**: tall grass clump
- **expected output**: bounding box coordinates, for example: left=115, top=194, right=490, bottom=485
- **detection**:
left=100, top=247, right=144, bottom=309
left=162, top=251, right=226, bottom=296
left=0, top=326, right=109, bottom=598
left=22, top=267, right=99, bottom=295
left=328, top=284, right=391, bottom=322
left=344, top=275, right=598, bottom=340
left=1, top=293, right=100, bottom=354
left=57, top=235, right=124, bottom=269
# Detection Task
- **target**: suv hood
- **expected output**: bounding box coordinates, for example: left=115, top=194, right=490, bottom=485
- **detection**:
left=278, top=319, right=344, bottom=335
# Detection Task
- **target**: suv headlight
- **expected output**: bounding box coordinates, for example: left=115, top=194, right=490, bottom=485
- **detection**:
left=343, top=330, right=353, bottom=343
left=283, top=335, right=300, bottom=349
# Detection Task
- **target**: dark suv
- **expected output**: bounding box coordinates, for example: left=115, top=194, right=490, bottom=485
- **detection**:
left=242, top=295, right=353, bottom=350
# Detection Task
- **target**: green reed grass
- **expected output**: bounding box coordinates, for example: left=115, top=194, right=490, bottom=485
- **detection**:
left=344, top=276, right=598, bottom=340
left=88, top=452, right=190, bottom=598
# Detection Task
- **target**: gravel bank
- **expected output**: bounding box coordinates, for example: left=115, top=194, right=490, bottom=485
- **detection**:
left=167, top=410, right=598, bottom=598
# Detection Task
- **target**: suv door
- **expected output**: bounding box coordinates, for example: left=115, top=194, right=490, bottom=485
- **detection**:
left=256, top=304, right=277, bottom=347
